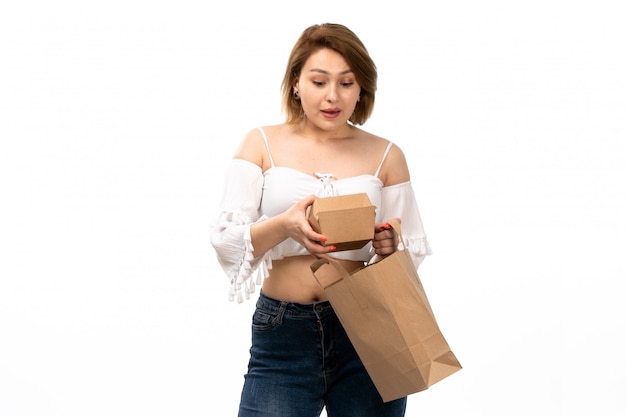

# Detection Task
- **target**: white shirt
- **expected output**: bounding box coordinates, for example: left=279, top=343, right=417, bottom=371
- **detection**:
left=210, top=129, right=432, bottom=302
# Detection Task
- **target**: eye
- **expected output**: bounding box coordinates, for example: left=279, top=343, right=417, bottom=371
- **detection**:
left=312, top=81, right=325, bottom=86
left=340, top=82, right=354, bottom=88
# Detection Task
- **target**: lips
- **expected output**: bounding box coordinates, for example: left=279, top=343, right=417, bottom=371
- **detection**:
left=321, top=108, right=341, bottom=118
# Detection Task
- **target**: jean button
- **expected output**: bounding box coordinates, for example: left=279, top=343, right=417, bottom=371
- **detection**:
left=315, top=305, right=324, bottom=313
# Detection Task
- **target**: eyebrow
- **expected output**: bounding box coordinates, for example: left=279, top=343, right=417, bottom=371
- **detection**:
left=308, top=68, right=353, bottom=75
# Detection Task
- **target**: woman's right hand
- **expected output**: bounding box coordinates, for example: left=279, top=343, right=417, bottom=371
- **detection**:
left=250, top=195, right=336, bottom=259
left=280, top=195, right=336, bottom=258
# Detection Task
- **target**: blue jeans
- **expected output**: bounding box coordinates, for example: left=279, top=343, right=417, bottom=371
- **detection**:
left=238, top=292, right=407, bottom=417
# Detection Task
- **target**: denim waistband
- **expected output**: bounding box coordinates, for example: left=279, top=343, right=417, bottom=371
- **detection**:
left=256, top=291, right=334, bottom=319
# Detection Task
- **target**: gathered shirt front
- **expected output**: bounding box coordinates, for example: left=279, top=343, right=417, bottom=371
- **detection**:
left=210, top=127, right=432, bottom=302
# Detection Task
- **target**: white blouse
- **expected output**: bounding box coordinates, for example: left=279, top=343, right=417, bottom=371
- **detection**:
left=210, top=158, right=433, bottom=303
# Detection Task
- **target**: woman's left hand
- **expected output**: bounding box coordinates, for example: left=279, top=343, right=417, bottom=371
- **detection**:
left=372, top=219, right=400, bottom=257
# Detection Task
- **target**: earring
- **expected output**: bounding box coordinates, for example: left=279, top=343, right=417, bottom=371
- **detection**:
left=293, top=90, right=300, bottom=100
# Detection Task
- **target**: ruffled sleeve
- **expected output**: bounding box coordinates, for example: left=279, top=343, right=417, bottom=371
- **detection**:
left=379, top=181, right=433, bottom=269
left=210, top=159, right=272, bottom=302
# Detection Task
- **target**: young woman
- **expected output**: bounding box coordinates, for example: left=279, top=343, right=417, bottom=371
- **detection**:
left=211, top=23, right=432, bottom=417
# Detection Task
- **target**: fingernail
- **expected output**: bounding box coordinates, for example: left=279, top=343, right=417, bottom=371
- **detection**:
left=320, top=236, right=328, bottom=242
left=329, top=245, right=337, bottom=251
left=383, top=223, right=391, bottom=230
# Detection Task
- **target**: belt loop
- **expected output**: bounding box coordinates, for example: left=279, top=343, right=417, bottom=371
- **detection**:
left=274, top=300, right=287, bottom=325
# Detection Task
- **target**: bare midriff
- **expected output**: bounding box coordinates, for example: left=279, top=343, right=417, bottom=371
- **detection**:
left=261, top=255, right=365, bottom=304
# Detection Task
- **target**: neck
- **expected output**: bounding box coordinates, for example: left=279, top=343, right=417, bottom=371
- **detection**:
left=295, top=119, right=354, bottom=142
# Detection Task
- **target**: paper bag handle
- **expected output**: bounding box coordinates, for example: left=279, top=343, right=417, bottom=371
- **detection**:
left=310, top=258, right=345, bottom=288
left=310, top=257, right=370, bottom=309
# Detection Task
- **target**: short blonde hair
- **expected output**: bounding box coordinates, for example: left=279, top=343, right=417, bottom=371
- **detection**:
left=281, top=23, right=377, bottom=125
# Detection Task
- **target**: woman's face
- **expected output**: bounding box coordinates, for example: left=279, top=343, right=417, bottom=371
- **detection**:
left=295, top=48, right=361, bottom=131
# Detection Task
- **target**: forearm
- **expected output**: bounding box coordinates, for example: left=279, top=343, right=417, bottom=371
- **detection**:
left=249, top=214, right=288, bottom=257
left=249, top=195, right=331, bottom=259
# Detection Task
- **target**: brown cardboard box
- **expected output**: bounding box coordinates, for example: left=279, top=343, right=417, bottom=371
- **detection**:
left=307, top=193, right=376, bottom=251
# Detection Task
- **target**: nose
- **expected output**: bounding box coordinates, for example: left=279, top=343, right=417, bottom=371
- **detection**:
left=325, top=84, right=338, bottom=103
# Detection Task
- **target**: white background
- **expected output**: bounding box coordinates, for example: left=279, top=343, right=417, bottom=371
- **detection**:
left=1, top=1, right=625, bottom=416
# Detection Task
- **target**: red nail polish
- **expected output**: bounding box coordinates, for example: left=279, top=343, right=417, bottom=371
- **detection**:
left=320, top=236, right=328, bottom=242
left=329, top=245, right=337, bottom=251
left=383, top=223, right=391, bottom=230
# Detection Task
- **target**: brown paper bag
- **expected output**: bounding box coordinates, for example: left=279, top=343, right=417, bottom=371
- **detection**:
left=310, top=220, right=462, bottom=402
